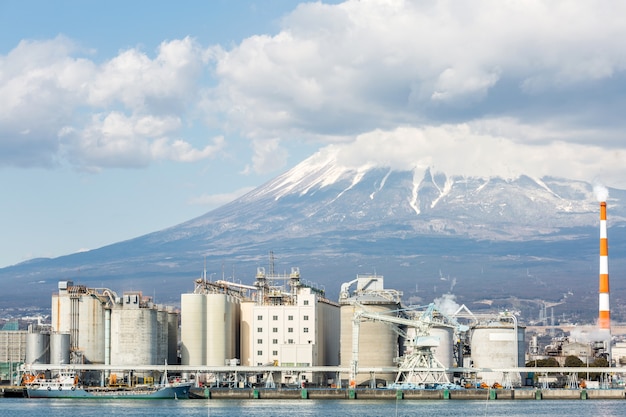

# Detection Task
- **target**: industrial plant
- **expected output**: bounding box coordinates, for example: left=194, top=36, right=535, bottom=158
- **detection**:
left=0, top=199, right=624, bottom=399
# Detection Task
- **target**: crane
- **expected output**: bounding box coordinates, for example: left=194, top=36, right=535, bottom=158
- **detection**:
left=350, top=303, right=467, bottom=388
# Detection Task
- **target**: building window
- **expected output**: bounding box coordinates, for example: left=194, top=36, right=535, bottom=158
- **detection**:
left=272, top=327, right=278, bottom=333
left=303, top=328, right=309, bottom=333
left=288, top=327, right=294, bottom=333
left=303, top=315, right=309, bottom=321
left=288, top=339, right=294, bottom=344
left=288, top=315, right=293, bottom=321
left=272, top=350, right=278, bottom=356
left=303, top=300, right=309, bottom=305
left=273, top=315, right=278, bottom=320
left=257, top=339, right=263, bottom=344
left=272, top=339, right=278, bottom=344
left=257, top=351, right=262, bottom=356
left=257, top=327, right=262, bottom=333
left=257, top=315, right=263, bottom=320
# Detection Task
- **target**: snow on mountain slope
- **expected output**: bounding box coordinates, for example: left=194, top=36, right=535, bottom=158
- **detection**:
left=2, top=149, right=626, bottom=319
left=180, top=148, right=624, bottom=244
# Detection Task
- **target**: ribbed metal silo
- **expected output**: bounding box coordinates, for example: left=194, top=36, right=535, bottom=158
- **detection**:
left=181, top=293, right=206, bottom=365
left=224, top=295, right=240, bottom=361
left=25, top=332, right=49, bottom=364
left=49, top=333, right=70, bottom=365
left=156, top=309, right=169, bottom=365
left=167, top=309, right=179, bottom=365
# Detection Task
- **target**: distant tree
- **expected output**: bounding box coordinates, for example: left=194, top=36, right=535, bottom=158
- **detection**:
left=525, top=358, right=559, bottom=367
left=587, top=357, right=610, bottom=381
left=590, top=357, right=609, bottom=367
left=564, top=355, right=585, bottom=367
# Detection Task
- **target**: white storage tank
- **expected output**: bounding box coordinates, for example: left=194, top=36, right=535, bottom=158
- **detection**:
left=49, top=333, right=71, bottom=365
left=25, top=332, right=49, bottom=364
left=181, top=293, right=207, bottom=365
left=430, top=326, right=455, bottom=369
left=470, top=320, right=525, bottom=386
left=205, top=293, right=240, bottom=366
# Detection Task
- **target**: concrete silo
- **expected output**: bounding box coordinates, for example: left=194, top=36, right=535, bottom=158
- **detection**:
left=339, top=275, right=402, bottom=386
left=470, top=317, right=525, bottom=386
left=110, top=293, right=158, bottom=366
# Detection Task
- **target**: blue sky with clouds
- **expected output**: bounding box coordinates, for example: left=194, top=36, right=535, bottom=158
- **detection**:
left=1, top=0, right=626, bottom=267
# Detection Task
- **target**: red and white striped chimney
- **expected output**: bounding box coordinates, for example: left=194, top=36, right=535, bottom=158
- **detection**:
left=599, top=201, right=610, bottom=331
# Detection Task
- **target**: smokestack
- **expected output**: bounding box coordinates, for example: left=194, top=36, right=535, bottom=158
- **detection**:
left=599, top=201, right=610, bottom=331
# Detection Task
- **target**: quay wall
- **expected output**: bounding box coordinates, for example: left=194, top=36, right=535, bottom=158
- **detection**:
left=191, top=388, right=626, bottom=400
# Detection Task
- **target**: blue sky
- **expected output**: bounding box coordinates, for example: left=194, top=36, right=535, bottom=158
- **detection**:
left=1, top=0, right=626, bottom=267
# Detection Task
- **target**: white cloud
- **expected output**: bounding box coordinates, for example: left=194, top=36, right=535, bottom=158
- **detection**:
left=0, top=36, right=216, bottom=170
left=2, top=0, right=626, bottom=187
left=242, top=138, right=289, bottom=175
left=288, top=120, right=626, bottom=188
left=208, top=0, right=626, bottom=138
left=151, top=135, right=226, bottom=163
left=88, top=37, right=204, bottom=112
left=188, top=186, right=256, bottom=208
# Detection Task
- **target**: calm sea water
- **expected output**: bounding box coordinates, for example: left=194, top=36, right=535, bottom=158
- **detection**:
left=2, top=398, right=625, bottom=417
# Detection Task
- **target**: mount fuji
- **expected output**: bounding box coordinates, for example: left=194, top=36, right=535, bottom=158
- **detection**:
left=3, top=149, right=626, bottom=323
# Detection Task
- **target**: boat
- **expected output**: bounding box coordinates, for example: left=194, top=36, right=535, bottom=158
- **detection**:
left=24, top=369, right=192, bottom=399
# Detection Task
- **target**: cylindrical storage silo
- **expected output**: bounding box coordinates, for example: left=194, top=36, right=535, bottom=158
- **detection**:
left=110, top=307, right=157, bottom=366
left=340, top=297, right=400, bottom=386
left=156, top=309, right=169, bottom=365
left=470, top=321, right=525, bottom=386
left=77, top=296, right=106, bottom=364
left=206, top=293, right=228, bottom=366
left=430, top=326, right=455, bottom=368
left=239, top=301, right=254, bottom=366
left=49, top=333, right=71, bottom=365
left=181, top=293, right=206, bottom=365
left=26, top=332, right=49, bottom=364
left=167, top=309, right=179, bottom=366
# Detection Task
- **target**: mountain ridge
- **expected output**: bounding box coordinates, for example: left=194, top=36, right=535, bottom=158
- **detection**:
left=2, top=158, right=625, bottom=323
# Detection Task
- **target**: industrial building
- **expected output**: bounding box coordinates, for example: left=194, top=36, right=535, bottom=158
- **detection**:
left=180, top=266, right=340, bottom=386
left=180, top=279, right=241, bottom=366
left=37, top=281, right=179, bottom=371
left=10, top=268, right=536, bottom=390
left=0, top=323, right=26, bottom=384
left=241, top=267, right=340, bottom=384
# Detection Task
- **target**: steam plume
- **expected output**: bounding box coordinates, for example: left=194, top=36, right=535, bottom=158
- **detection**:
left=593, top=183, right=609, bottom=202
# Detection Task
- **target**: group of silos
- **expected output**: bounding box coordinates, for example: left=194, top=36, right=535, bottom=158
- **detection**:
left=26, top=281, right=180, bottom=372
left=339, top=275, right=525, bottom=387
left=180, top=292, right=241, bottom=366
left=26, top=332, right=71, bottom=366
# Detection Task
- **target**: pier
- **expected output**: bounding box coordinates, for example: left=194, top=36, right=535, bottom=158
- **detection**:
left=190, top=387, right=626, bottom=400
left=11, top=364, right=626, bottom=400
left=0, top=386, right=25, bottom=397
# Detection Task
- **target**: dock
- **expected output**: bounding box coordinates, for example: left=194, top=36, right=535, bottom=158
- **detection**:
left=190, top=387, right=626, bottom=400
left=0, top=386, right=25, bottom=398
